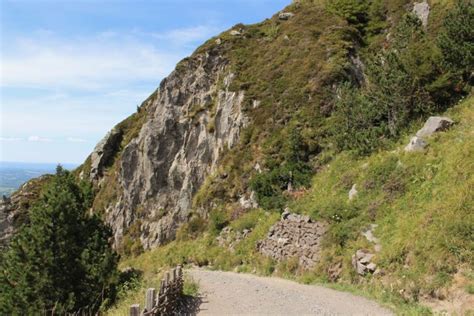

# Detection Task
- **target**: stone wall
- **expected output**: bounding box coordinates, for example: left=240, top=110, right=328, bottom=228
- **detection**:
left=257, top=211, right=327, bottom=269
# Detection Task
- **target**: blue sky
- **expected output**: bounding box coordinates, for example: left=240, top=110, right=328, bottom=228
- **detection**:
left=0, top=0, right=289, bottom=164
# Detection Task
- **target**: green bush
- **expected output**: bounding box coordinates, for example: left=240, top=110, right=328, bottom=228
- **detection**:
left=250, top=127, right=313, bottom=210
left=326, top=0, right=369, bottom=32
left=176, top=215, right=207, bottom=241
left=209, top=208, right=230, bottom=235
left=331, top=13, right=445, bottom=154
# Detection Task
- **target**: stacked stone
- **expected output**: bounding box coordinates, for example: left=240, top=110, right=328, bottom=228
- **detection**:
left=257, top=211, right=327, bottom=269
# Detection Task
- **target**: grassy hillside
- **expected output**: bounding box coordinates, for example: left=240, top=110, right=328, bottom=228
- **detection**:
left=102, top=0, right=473, bottom=314
left=108, top=95, right=473, bottom=314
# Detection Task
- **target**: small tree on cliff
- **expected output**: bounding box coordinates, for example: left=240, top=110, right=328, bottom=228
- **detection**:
left=0, top=166, right=119, bottom=314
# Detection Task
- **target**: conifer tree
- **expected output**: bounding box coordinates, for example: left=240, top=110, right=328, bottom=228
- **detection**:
left=438, top=0, right=474, bottom=80
left=0, top=166, right=119, bottom=314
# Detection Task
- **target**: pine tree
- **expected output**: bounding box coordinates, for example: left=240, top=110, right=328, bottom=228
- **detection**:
left=0, top=166, right=119, bottom=314
left=438, top=0, right=474, bottom=80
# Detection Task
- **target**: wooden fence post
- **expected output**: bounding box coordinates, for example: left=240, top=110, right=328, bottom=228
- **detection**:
left=129, top=304, right=140, bottom=316
left=145, top=288, right=156, bottom=312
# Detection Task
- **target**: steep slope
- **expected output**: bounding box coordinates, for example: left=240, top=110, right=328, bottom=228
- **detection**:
left=75, top=0, right=365, bottom=253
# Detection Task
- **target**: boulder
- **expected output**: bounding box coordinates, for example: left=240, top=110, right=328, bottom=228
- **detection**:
left=367, top=262, right=377, bottom=272
left=416, top=116, right=454, bottom=138
left=239, top=191, right=258, bottom=209
left=230, top=30, right=241, bottom=36
left=348, top=184, right=358, bottom=200
left=352, top=249, right=377, bottom=276
left=404, top=136, right=427, bottom=152
left=279, top=12, right=295, bottom=20
left=413, top=1, right=430, bottom=27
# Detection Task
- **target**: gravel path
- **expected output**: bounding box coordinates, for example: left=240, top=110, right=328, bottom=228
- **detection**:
left=188, top=268, right=393, bottom=315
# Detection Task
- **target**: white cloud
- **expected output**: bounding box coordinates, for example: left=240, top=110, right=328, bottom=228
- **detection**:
left=151, top=25, right=220, bottom=46
left=0, top=32, right=185, bottom=90
left=28, top=136, right=52, bottom=142
left=0, top=137, right=23, bottom=142
left=67, top=137, right=87, bottom=143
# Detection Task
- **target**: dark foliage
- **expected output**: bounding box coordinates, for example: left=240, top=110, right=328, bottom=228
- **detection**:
left=0, top=166, right=119, bottom=314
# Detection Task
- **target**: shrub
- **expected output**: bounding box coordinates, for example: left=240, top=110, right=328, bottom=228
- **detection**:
left=438, top=0, right=474, bottom=81
left=209, top=208, right=230, bottom=235
left=331, top=13, right=441, bottom=154
left=176, top=215, right=207, bottom=241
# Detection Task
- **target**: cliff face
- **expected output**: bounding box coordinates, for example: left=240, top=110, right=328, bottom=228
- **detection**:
left=97, top=49, right=248, bottom=249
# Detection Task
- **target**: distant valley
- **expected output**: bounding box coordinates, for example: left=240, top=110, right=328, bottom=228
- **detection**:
left=0, top=162, right=77, bottom=197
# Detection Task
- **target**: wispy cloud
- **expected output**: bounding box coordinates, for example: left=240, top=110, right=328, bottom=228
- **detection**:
left=151, top=25, right=220, bottom=47
left=2, top=39, right=174, bottom=90
left=28, top=136, right=52, bottom=142
left=67, top=137, right=87, bottom=143
left=1, top=25, right=220, bottom=91
left=0, top=137, right=23, bottom=142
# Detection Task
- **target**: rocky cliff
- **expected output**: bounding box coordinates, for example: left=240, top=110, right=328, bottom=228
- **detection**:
left=89, top=48, right=249, bottom=249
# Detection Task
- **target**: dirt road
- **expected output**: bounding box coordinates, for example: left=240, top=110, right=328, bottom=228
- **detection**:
left=188, top=268, right=393, bottom=315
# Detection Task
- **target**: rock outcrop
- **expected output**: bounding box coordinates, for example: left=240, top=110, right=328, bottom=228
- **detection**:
left=416, top=116, right=454, bottom=138
left=413, top=1, right=430, bottom=27
left=105, top=49, right=249, bottom=249
left=278, top=12, right=295, bottom=20
left=405, top=116, right=454, bottom=152
left=90, top=127, right=123, bottom=182
left=0, top=197, right=14, bottom=247
left=257, top=211, right=327, bottom=269
left=352, top=249, right=378, bottom=275
left=348, top=184, right=358, bottom=201
left=405, top=136, right=428, bottom=152
left=0, top=175, right=52, bottom=248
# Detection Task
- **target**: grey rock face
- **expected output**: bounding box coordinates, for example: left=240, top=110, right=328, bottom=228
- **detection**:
left=404, top=136, right=428, bottom=152
left=106, top=50, right=248, bottom=249
left=0, top=197, right=14, bottom=247
left=257, top=212, right=327, bottom=269
left=413, top=1, right=430, bottom=27
left=90, top=127, right=123, bottom=182
left=416, top=116, right=454, bottom=138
